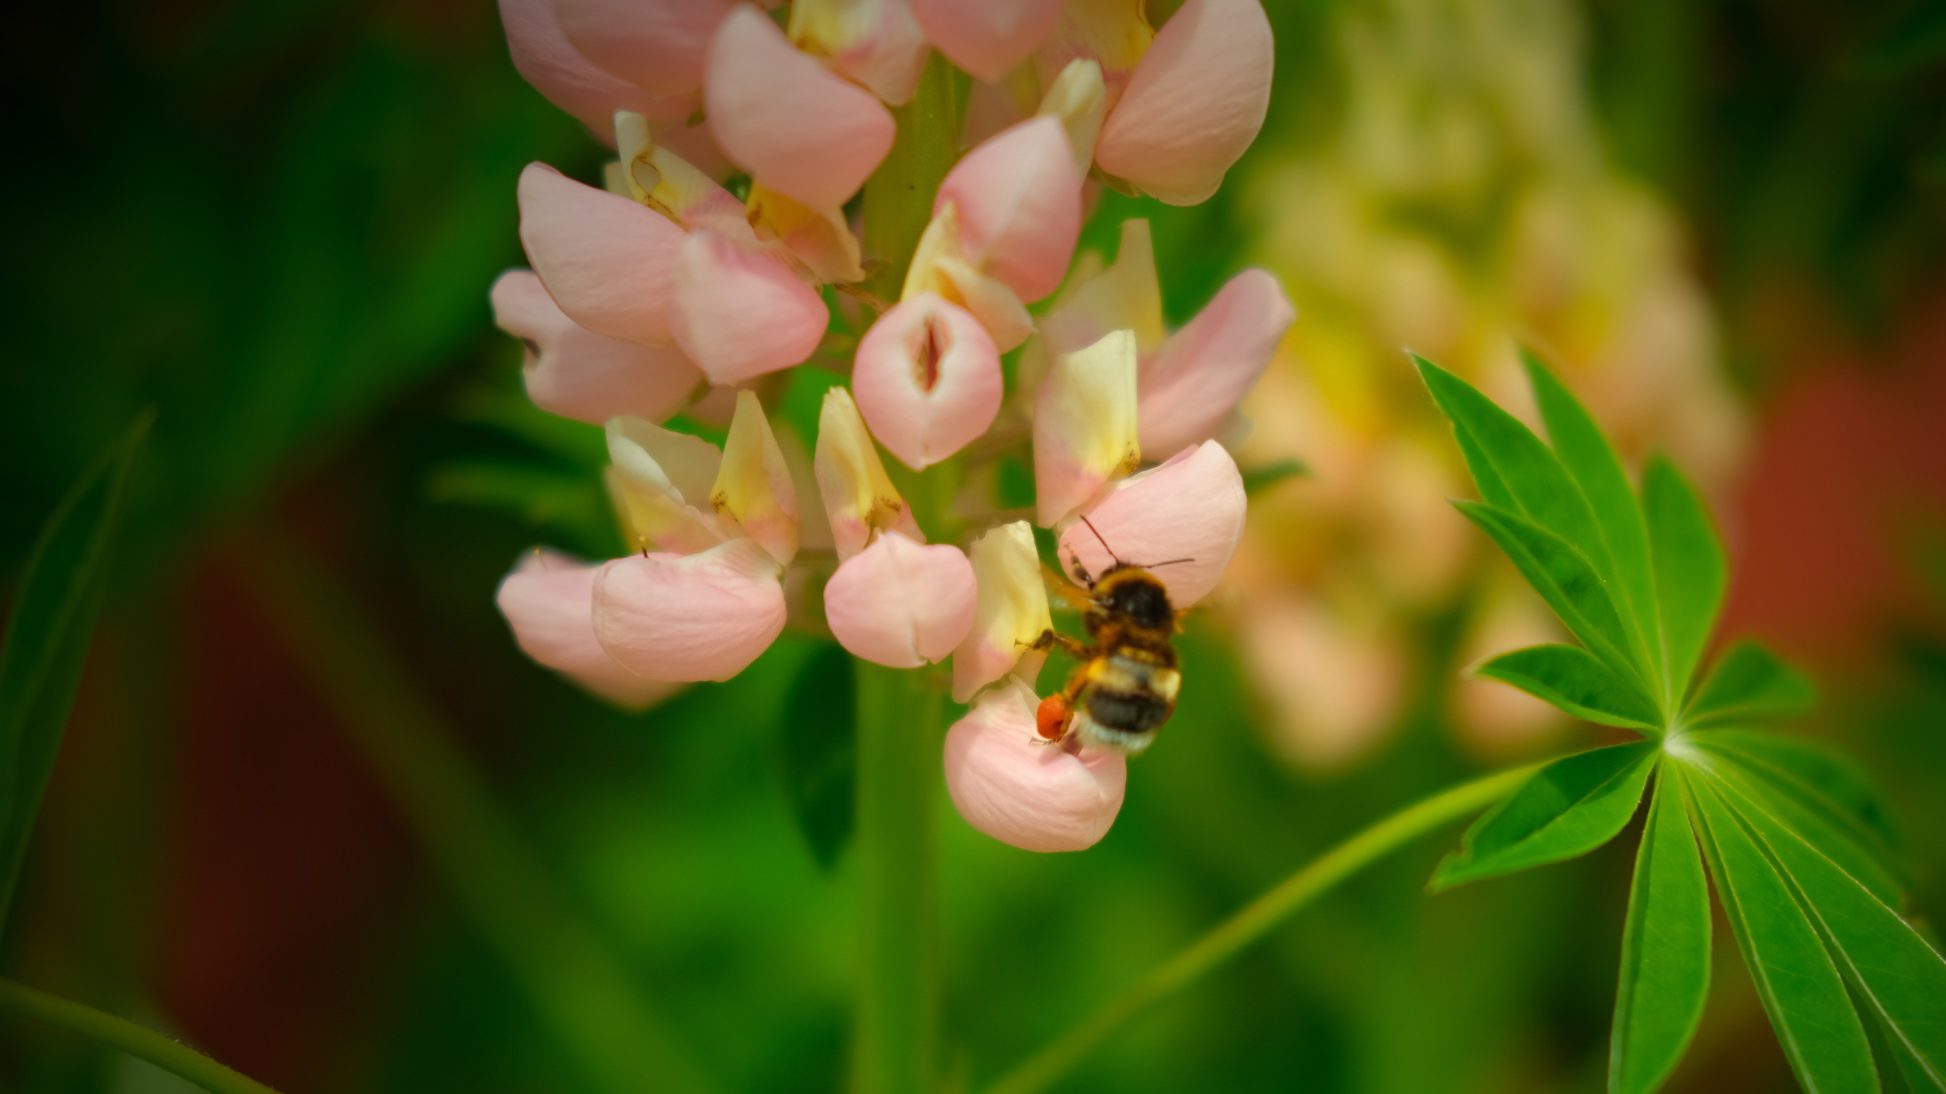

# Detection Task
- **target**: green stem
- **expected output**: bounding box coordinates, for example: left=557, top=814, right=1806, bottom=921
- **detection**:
left=0, top=978, right=279, bottom=1094
left=229, top=527, right=715, bottom=1094
left=983, top=764, right=1539, bottom=1094
left=852, top=662, right=943, bottom=1094
left=861, top=54, right=962, bottom=302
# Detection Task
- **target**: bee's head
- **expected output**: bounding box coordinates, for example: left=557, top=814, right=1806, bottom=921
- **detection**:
left=1096, top=567, right=1174, bottom=631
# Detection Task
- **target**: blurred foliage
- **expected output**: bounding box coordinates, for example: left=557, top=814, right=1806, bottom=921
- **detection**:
left=0, top=1, right=1942, bottom=1093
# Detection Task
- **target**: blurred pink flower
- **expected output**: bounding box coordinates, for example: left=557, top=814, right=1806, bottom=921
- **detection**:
left=823, top=532, right=977, bottom=667
left=944, top=679, right=1127, bottom=853
left=851, top=292, right=1003, bottom=470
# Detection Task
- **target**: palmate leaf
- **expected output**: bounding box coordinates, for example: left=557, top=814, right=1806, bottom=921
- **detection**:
left=1686, top=774, right=1880, bottom=1093
left=0, top=414, right=149, bottom=929
left=1708, top=772, right=1946, bottom=1088
left=1610, top=765, right=1710, bottom=1094
left=1696, top=730, right=1899, bottom=853
left=1454, top=501, right=1644, bottom=692
left=1688, top=641, right=1817, bottom=727
left=1417, top=357, right=1657, bottom=686
left=1431, top=743, right=1656, bottom=891
left=1475, top=644, right=1660, bottom=730
left=1644, top=458, right=1725, bottom=704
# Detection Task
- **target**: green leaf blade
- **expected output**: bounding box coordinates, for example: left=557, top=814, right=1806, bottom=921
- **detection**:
left=1454, top=501, right=1642, bottom=686
left=1644, top=457, right=1726, bottom=704
left=1432, top=742, right=1656, bottom=890
left=1521, top=350, right=1662, bottom=685
left=0, top=414, right=150, bottom=928
left=1611, top=765, right=1711, bottom=1094
left=1688, top=641, right=1817, bottom=727
left=1476, top=644, right=1660, bottom=731
left=1713, top=776, right=1946, bottom=1089
left=1686, top=776, right=1879, bottom=1094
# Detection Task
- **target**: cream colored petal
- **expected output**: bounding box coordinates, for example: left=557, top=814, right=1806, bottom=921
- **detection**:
left=605, top=415, right=730, bottom=552
left=903, top=204, right=1035, bottom=351
left=1033, top=329, right=1141, bottom=526
left=1033, top=0, right=1153, bottom=100
left=812, top=387, right=921, bottom=560
left=746, top=183, right=867, bottom=284
left=614, top=112, right=754, bottom=242
left=1036, top=57, right=1108, bottom=173
left=1038, top=218, right=1164, bottom=358
left=951, top=521, right=1054, bottom=702
left=711, top=390, right=800, bottom=567
left=790, top=0, right=930, bottom=106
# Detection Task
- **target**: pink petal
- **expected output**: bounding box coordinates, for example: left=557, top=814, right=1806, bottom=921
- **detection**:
left=1094, top=0, right=1273, bottom=205
left=851, top=294, right=1003, bottom=470
left=1058, top=440, right=1245, bottom=607
left=554, top=0, right=734, bottom=96
left=499, top=0, right=698, bottom=137
left=670, top=229, right=829, bottom=384
left=794, top=0, right=931, bottom=106
left=911, top=0, right=1062, bottom=82
left=517, top=162, right=686, bottom=344
left=491, top=269, right=701, bottom=424
left=823, top=532, right=976, bottom=667
left=1136, top=268, right=1293, bottom=457
left=706, top=5, right=896, bottom=209
left=935, top=117, right=1081, bottom=302
left=943, top=679, right=1126, bottom=853
left=592, top=538, right=786, bottom=682
left=496, top=550, right=679, bottom=709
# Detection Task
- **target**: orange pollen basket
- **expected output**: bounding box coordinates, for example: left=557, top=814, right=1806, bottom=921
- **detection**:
left=1035, top=693, right=1072, bottom=740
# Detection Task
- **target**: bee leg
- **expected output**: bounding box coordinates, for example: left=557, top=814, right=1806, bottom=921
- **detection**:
left=1024, top=629, right=1091, bottom=659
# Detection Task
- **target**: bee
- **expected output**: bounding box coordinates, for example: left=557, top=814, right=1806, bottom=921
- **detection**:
left=1029, top=517, right=1191, bottom=755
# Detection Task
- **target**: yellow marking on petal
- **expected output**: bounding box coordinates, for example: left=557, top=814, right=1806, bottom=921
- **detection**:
left=1037, top=58, right=1108, bottom=171
left=711, top=391, right=800, bottom=567
left=813, top=387, right=915, bottom=559
left=1042, top=0, right=1153, bottom=96
left=614, top=111, right=752, bottom=239
left=747, top=183, right=866, bottom=284
left=902, top=203, right=1033, bottom=349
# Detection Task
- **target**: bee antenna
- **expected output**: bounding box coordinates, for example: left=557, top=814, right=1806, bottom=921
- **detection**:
left=1076, top=514, right=1121, bottom=565
left=1139, top=557, right=1197, bottom=569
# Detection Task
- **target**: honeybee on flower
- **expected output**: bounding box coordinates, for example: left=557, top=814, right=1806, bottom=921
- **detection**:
left=489, top=0, right=1286, bottom=852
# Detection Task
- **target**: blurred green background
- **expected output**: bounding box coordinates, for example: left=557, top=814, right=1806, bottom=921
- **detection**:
left=2, top=0, right=1944, bottom=1091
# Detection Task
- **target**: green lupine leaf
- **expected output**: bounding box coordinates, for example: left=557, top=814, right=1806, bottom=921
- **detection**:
left=1453, top=501, right=1642, bottom=686
left=778, top=643, right=857, bottom=872
left=1694, top=733, right=1905, bottom=906
left=1522, top=350, right=1662, bottom=691
left=1710, top=772, right=1946, bottom=1089
left=1686, top=777, right=1880, bottom=1094
left=1416, top=356, right=1624, bottom=597
left=1611, top=765, right=1710, bottom=1094
left=1453, top=422, right=1519, bottom=509
left=1475, top=644, right=1661, bottom=731
left=0, top=414, right=149, bottom=928
left=1432, top=742, right=1656, bottom=891
left=1644, top=457, right=1725, bottom=701
left=1687, top=641, right=1817, bottom=727
left=1696, top=730, right=1901, bottom=869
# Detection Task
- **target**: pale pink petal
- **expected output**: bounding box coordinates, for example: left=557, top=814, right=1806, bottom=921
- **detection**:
left=823, top=532, right=976, bottom=668
left=499, top=0, right=697, bottom=137
left=935, top=117, right=1081, bottom=302
left=1136, top=268, right=1293, bottom=457
left=851, top=294, right=1002, bottom=470
left=911, top=0, right=1062, bottom=82
left=706, top=5, right=896, bottom=209
left=1095, top=0, right=1274, bottom=206
left=555, top=0, right=734, bottom=96
left=592, top=538, right=785, bottom=681
left=517, top=162, right=685, bottom=344
left=1033, top=330, right=1140, bottom=526
left=944, top=679, right=1127, bottom=853
left=670, top=229, right=829, bottom=384
left=496, top=550, right=679, bottom=708
left=791, top=0, right=930, bottom=106
left=1059, top=440, right=1245, bottom=607
left=491, top=269, right=701, bottom=424
left=951, top=521, right=1053, bottom=702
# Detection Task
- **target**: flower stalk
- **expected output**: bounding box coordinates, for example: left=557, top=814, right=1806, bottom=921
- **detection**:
left=0, top=978, right=279, bottom=1094
left=983, top=763, right=1539, bottom=1094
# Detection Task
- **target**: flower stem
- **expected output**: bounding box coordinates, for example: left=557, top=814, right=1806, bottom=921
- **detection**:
left=0, top=978, right=279, bottom=1094
left=982, top=763, right=1539, bottom=1094
left=852, top=661, right=943, bottom=1094
left=861, top=54, right=962, bottom=302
